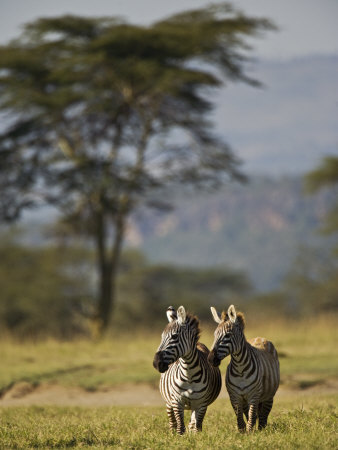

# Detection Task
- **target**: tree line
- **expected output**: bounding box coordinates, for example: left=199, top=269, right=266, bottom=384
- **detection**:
left=0, top=230, right=251, bottom=338
left=1, top=224, right=336, bottom=339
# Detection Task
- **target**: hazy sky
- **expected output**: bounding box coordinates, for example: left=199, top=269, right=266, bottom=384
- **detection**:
left=0, top=0, right=338, bottom=59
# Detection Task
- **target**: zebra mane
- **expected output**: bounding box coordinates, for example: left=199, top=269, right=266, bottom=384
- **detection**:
left=186, top=313, right=201, bottom=341
left=221, top=310, right=245, bottom=330
left=221, top=311, right=228, bottom=321
left=165, top=313, right=201, bottom=341
left=236, top=312, right=245, bottom=330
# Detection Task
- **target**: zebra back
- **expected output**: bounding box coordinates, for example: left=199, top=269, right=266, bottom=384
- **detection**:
left=249, top=337, right=280, bottom=399
left=249, top=336, right=279, bottom=360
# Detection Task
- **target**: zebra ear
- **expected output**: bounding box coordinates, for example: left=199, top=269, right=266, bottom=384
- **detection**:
left=166, top=306, right=177, bottom=323
left=177, top=306, right=186, bottom=325
left=210, top=307, right=221, bottom=324
left=228, top=305, right=237, bottom=323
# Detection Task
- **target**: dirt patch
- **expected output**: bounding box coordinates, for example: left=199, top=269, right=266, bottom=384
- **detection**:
left=281, top=375, right=338, bottom=392
left=0, top=383, right=163, bottom=407
left=1, top=380, right=337, bottom=407
left=3, top=381, right=37, bottom=399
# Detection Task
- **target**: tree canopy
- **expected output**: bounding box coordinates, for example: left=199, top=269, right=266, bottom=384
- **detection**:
left=0, top=3, right=274, bottom=333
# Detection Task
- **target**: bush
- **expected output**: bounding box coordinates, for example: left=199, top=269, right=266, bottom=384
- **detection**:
left=0, top=231, right=94, bottom=338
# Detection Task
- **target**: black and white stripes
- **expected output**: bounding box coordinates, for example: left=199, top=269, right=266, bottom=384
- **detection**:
left=208, top=305, right=280, bottom=432
left=153, top=306, right=221, bottom=434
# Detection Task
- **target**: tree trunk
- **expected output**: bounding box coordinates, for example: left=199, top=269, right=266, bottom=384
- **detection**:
left=97, top=260, right=113, bottom=333
left=94, top=124, right=147, bottom=336
left=95, top=208, right=125, bottom=336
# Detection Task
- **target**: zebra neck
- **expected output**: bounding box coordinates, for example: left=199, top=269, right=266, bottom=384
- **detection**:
left=178, top=346, right=201, bottom=379
left=230, top=336, right=251, bottom=375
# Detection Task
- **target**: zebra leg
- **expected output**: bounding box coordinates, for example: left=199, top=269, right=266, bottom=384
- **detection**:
left=190, top=406, right=207, bottom=432
left=258, top=399, right=273, bottom=430
left=188, top=410, right=196, bottom=431
left=246, top=402, right=258, bottom=432
left=243, top=402, right=249, bottom=422
left=166, top=405, right=177, bottom=432
left=232, top=403, right=246, bottom=432
left=173, top=402, right=186, bottom=435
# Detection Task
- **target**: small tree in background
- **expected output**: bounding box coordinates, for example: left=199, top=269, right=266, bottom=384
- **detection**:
left=285, top=155, right=338, bottom=315
left=0, top=4, right=274, bottom=334
left=305, top=155, right=338, bottom=240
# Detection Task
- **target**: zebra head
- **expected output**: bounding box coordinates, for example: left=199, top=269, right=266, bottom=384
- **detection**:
left=208, top=305, right=245, bottom=367
left=153, top=305, right=200, bottom=373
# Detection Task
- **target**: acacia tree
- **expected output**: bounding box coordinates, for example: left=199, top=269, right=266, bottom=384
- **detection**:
left=0, top=4, right=274, bottom=334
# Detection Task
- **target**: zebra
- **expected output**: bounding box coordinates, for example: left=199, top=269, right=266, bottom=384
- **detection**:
left=153, top=306, right=222, bottom=434
left=208, top=305, right=280, bottom=432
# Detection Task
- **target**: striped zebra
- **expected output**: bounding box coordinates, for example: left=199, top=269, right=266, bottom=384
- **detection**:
left=153, top=306, right=222, bottom=434
left=208, top=305, right=280, bottom=432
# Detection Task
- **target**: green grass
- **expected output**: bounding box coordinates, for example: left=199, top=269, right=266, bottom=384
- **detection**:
left=0, top=316, right=337, bottom=448
left=0, top=335, right=158, bottom=393
left=1, top=316, right=337, bottom=394
left=249, top=316, right=338, bottom=389
left=0, top=395, right=337, bottom=448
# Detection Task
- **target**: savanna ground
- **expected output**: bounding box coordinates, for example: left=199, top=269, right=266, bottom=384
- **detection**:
left=0, top=316, right=337, bottom=448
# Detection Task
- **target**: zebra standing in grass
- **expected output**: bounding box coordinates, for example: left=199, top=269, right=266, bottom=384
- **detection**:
left=153, top=306, right=221, bottom=434
left=208, top=305, right=280, bottom=432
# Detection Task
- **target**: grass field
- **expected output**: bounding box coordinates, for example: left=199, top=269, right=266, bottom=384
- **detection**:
left=0, top=315, right=337, bottom=448
left=0, top=395, right=337, bottom=448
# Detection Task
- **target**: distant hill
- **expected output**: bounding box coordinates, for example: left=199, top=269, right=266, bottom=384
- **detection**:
left=126, top=176, right=336, bottom=291
left=213, top=54, right=338, bottom=175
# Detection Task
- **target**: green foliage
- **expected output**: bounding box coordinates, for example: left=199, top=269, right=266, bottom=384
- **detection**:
left=115, top=249, right=250, bottom=327
left=246, top=244, right=338, bottom=319
left=0, top=231, right=94, bottom=338
left=0, top=4, right=274, bottom=331
left=0, top=4, right=274, bottom=224
left=0, top=231, right=249, bottom=338
left=305, top=155, right=338, bottom=238
left=282, top=246, right=338, bottom=315
left=305, top=156, right=338, bottom=193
